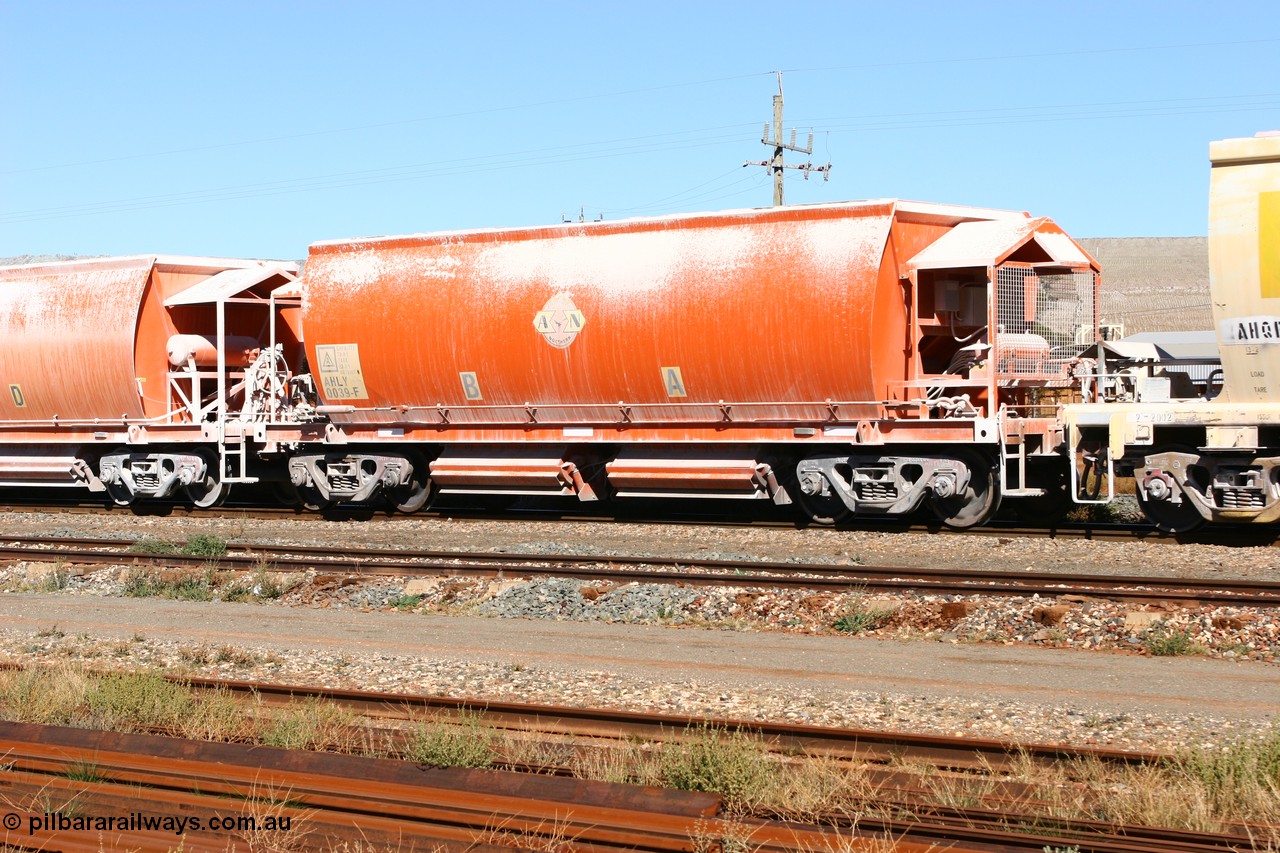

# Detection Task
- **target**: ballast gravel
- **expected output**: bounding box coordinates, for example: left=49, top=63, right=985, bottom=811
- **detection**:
left=0, top=509, right=1277, bottom=753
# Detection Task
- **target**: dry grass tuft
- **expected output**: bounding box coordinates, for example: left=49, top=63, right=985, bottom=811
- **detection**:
left=3, top=663, right=1278, bottom=847
left=404, top=710, right=498, bottom=769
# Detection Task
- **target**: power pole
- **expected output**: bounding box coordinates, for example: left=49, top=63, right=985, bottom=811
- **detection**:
left=743, top=71, right=831, bottom=206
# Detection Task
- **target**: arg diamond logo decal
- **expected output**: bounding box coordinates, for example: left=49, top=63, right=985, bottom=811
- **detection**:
left=533, top=293, right=586, bottom=349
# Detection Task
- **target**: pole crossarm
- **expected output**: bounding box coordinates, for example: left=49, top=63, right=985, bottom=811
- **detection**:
left=741, top=72, right=831, bottom=206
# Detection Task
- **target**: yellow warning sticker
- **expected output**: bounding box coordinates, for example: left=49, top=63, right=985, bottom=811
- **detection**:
left=8, top=384, right=25, bottom=408
left=1262, top=191, right=1280, bottom=299
left=315, top=344, right=368, bottom=400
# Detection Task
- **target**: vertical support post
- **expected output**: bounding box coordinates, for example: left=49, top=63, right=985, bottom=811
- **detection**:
left=743, top=71, right=831, bottom=207
left=269, top=291, right=278, bottom=426
left=215, top=298, right=227, bottom=480
left=216, top=299, right=226, bottom=423
left=771, top=87, right=785, bottom=207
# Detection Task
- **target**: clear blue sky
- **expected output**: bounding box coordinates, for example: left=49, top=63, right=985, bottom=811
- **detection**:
left=2, top=1, right=1278, bottom=260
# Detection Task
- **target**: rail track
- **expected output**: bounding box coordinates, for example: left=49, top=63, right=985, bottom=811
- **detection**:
left=177, top=673, right=1170, bottom=772
left=0, top=720, right=733, bottom=853
left=0, top=703, right=1271, bottom=852
left=3, top=492, right=1277, bottom=546
left=4, top=664, right=1169, bottom=816
left=195, top=676, right=1280, bottom=852
left=5, top=534, right=1280, bottom=606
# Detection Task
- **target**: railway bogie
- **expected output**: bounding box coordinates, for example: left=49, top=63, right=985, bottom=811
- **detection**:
left=1061, top=131, right=1280, bottom=532
left=0, top=255, right=301, bottom=506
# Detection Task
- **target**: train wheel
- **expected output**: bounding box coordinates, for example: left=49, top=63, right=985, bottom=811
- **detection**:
left=106, top=482, right=135, bottom=507
left=1135, top=446, right=1207, bottom=534
left=1011, top=469, right=1072, bottom=525
left=271, top=481, right=304, bottom=508
left=929, top=452, right=1000, bottom=530
left=790, top=468, right=854, bottom=525
left=185, top=450, right=229, bottom=508
left=1136, top=489, right=1205, bottom=534
left=297, top=484, right=334, bottom=512
left=794, top=490, right=853, bottom=525
left=388, top=452, right=433, bottom=514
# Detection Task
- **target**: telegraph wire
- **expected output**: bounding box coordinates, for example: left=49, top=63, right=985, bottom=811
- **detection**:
left=779, top=37, right=1280, bottom=75
left=587, top=171, right=772, bottom=221
left=790, top=92, right=1280, bottom=127
left=597, top=167, right=749, bottom=215
left=4, top=91, right=1278, bottom=224
left=0, top=136, right=764, bottom=224
left=0, top=131, right=756, bottom=221
left=608, top=174, right=767, bottom=216
left=5, top=36, right=1275, bottom=177
left=0, top=125, right=765, bottom=221
left=796, top=98, right=1280, bottom=133
left=0, top=74, right=773, bottom=177
left=810, top=103, right=1280, bottom=135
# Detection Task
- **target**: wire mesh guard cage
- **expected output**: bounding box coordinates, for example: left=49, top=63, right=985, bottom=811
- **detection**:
left=993, top=264, right=1095, bottom=381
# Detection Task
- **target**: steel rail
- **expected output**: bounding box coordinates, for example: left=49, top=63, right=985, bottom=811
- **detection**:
left=853, top=803, right=1267, bottom=852
left=5, top=534, right=1280, bottom=605
left=4, top=495, right=1276, bottom=546
left=177, top=674, right=1169, bottom=772
left=791, top=807, right=1268, bottom=853
left=0, top=720, right=1264, bottom=853
left=0, top=663, right=1165, bottom=773
left=0, top=721, right=961, bottom=853
left=0, top=662, right=1158, bottom=816
left=0, top=663, right=1173, bottom=834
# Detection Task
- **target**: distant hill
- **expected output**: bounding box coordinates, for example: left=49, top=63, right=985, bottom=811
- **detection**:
left=1079, top=237, right=1211, bottom=335
left=4, top=238, right=1214, bottom=335
left=1, top=253, right=91, bottom=266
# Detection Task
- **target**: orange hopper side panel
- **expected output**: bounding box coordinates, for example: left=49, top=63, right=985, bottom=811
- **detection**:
left=1, top=256, right=303, bottom=427
left=302, top=202, right=921, bottom=422
left=0, top=257, right=156, bottom=422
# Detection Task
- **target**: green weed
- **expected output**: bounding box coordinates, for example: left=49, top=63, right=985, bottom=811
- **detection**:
left=405, top=711, right=497, bottom=769
left=128, top=534, right=227, bottom=557
left=831, top=595, right=895, bottom=634
left=659, top=725, right=777, bottom=815
left=390, top=593, right=424, bottom=611
left=1144, top=627, right=1200, bottom=657
left=182, top=535, right=228, bottom=557
left=83, top=671, right=194, bottom=732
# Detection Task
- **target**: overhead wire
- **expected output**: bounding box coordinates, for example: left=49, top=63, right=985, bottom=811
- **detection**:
left=2, top=121, right=762, bottom=219
left=6, top=36, right=1274, bottom=178
left=0, top=134, right=762, bottom=224
left=7, top=86, right=1275, bottom=224
left=800, top=102, right=1280, bottom=134
left=0, top=130, right=754, bottom=221
left=795, top=92, right=1280, bottom=123
left=0, top=73, right=773, bottom=177
left=779, top=37, right=1280, bottom=74
left=596, top=167, right=758, bottom=215
left=3, top=38, right=1278, bottom=225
